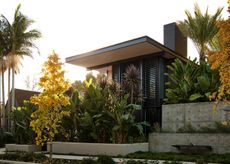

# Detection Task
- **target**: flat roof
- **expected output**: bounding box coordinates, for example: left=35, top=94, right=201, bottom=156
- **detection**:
left=66, top=36, right=187, bottom=69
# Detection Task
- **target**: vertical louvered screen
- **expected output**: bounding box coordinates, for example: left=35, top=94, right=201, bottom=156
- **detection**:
left=143, top=57, right=159, bottom=106
left=142, top=56, right=161, bottom=126
left=112, top=56, right=164, bottom=127
left=112, top=64, right=120, bottom=83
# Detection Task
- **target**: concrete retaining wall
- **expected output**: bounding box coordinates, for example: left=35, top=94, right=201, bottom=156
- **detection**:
left=48, top=142, right=149, bottom=156
left=162, top=102, right=230, bottom=132
left=149, top=133, right=230, bottom=154
left=6, top=144, right=41, bottom=152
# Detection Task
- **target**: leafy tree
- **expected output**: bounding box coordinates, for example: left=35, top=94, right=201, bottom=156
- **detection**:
left=30, top=52, right=70, bottom=161
left=178, top=3, right=223, bottom=63
left=208, top=1, right=230, bottom=102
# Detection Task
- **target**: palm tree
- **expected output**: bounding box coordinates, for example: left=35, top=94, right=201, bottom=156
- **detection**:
left=0, top=16, right=11, bottom=130
left=0, top=4, right=41, bottom=130
left=0, top=57, right=8, bottom=130
left=178, top=3, right=223, bottom=63
left=228, top=0, right=230, bottom=15
left=6, top=4, right=41, bottom=121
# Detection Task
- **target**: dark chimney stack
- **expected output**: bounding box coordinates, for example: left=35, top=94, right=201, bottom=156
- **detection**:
left=164, top=22, right=187, bottom=58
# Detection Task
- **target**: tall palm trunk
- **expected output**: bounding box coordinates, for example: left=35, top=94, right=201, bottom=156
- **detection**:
left=7, top=68, right=10, bottom=131
left=11, top=67, right=15, bottom=113
left=1, top=61, right=5, bottom=131
left=199, top=45, right=206, bottom=64
left=0, top=74, right=1, bottom=130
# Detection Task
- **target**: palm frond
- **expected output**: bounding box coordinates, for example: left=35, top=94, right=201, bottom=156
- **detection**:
left=178, top=3, right=223, bottom=62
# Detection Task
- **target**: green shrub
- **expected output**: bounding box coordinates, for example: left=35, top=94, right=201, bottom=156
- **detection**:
left=97, top=155, right=114, bottom=164
left=10, top=100, right=37, bottom=144
left=163, top=161, right=182, bottom=164
left=125, top=152, right=230, bottom=163
left=126, top=160, right=145, bottom=164
left=165, top=59, right=220, bottom=104
left=81, top=158, right=97, bottom=164
left=0, top=132, right=15, bottom=147
left=0, top=151, right=47, bottom=162
left=62, top=72, right=148, bottom=144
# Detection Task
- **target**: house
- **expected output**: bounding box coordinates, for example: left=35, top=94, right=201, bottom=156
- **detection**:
left=66, top=22, right=187, bottom=126
left=2, top=88, right=39, bottom=131
left=6, top=89, right=39, bottom=108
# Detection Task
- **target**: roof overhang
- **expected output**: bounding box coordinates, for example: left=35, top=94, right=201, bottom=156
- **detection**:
left=66, top=36, right=187, bottom=69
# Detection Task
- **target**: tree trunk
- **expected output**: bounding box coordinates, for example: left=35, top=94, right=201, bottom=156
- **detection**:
left=199, top=46, right=207, bottom=65
left=11, top=68, right=15, bottom=132
left=7, top=68, right=10, bottom=131
left=11, top=68, right=14, bottom=110
left=1, top=63, right=5, bottom=131
left=131, top=86, right=134, bottom=104
left=0, top=74, right=1, bottom=130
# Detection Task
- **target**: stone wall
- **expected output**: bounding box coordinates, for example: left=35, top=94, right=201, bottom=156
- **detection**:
left=149, top=133, right=230, bottom=154
left=162, top=102, right=230, bottom=132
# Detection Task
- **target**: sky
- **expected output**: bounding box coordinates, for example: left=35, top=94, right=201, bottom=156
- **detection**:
left=0, top=0, right=229, bottom=91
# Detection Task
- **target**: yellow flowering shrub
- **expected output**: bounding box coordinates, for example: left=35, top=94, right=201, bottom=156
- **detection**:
left=30, top=52, right=70, bottom=145
left=208, top=2, right=230, bottom=102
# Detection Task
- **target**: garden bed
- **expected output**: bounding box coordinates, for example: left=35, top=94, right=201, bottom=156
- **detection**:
left=47, top=142, right=149, bottom=156
left=5, top=144, right=41, bottom=152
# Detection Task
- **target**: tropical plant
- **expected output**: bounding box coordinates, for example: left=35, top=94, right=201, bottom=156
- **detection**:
left=165, top=59, right=199, bottom=103
left=110, top=93, right=147, bottom=143
left=58, top=88, right=81, bottom=142
left=10, top=100, right=37, bottom=144
left=208, top=1, right=230, bottom=102
left=165, top=59, right=220, bottom=103
left=178, top=3, right=223, bottom=63
left=0, top=132, right=15, bottom=147
left=80, top=79, right=113, bottom=143
left=66, top=73, right=148, bottom=144
left=123, top=64, right=141, bottom=104
left=193, top=63, right=220, bottom=101
left=30, top=52, right=70, bottom=161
